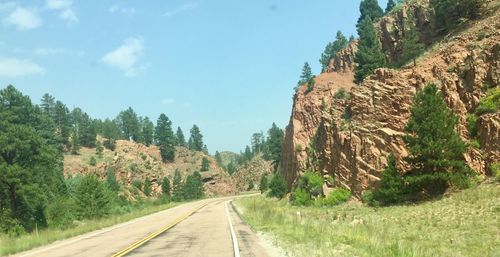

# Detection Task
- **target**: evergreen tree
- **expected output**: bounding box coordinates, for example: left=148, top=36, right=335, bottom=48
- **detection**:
left=183, top=171, right=204, bottom=200
left=398, top=17, right=425, bottom=67
left=259, top=174, right=269, bottom=193
left=141, top=117, right=154, bottom=146
left=53, top=101, right=72, bottom=148
left=385, top=0, right=396, bottom=14
left=71, top=127, right=81, bottom=155
left=319, top=31, right=349, bottom=71
left=354, top=16, right=386, bottom=83
left=161, top=177, right=171, bottom=197
left=403, top=84, right=470, bottom=197
left=175, top=126, right=186, bottom=147
left=431, top=0, right=485, bottom=32
left=74, top=175, right=110, bottom=219
left=297, top=62, right=313, bottom=89
left=106, top=168, right=120, bottom=192
left=251, top=132, right=265, bottom=153
left=188, top=125, right=204, bottom=151
left=214, top=151, right=223, bottom=167
left=172, top=169, right=184, bottom=201
left=371, top=154, right=405, bottom=205
left=40, top=93, right=56, bottom=117
left=358, top=0, right=384, bottom=24
left=226, top=161, right=237, bottom=175
left=244, top=145, right=253, bottom=162
left=96, top=141, right=104, bottom=158
left=201, top=157, right=210, bottom=171
left=116, top=107, right=141, bottom=142
left=155, top=114, right=176, bottom=162
left=263, top=123, right=284, bottom=170
left=268, top=173, right=288, bottom=199
left=143, top=178, right=152, bottom=196
left=202, top=144, right=209, bottom=155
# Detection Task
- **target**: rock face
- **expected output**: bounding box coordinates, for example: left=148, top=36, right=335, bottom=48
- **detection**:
left=280, top=4, right=500, bottom=197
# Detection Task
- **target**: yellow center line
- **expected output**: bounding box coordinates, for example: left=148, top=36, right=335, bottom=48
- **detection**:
left=110, top=200, right=212, bottom=257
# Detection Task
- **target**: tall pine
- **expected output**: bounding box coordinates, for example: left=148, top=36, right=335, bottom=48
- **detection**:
left=358, top=0, right=384, bottom=23
left=175, top=127, right=186, bottom=147
left=188, top=125, right=204, bottom=151
left=319, top=31, right=348, bottom=71
left=354, top=16, right=386, bottom=83
left=155, top=114, right=176, bottom=162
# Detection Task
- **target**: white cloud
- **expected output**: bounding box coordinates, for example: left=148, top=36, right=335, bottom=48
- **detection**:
left=46, top=0, right=78, bottom=24
left=101, top=37, right=146, bottom=77
left=4, top=7, right=41, bottom=30
left=60, top=8, right=78, bottom=23
left=0, top=57, right=45, bottom=77
left=164, top=2, right=199, bottom=17
left=109, top=5, right=136, bottom=16
left=160, top=98, right=175, bottom=105
left=46, top=0, right=72, bottom=10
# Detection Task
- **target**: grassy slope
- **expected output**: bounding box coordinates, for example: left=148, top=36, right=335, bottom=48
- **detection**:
left=0, top=202, right=179, bottom=256
left=234, top=183, right=499, bottom=257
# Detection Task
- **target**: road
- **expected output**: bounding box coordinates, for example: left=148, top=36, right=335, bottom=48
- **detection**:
left=14, top=197, right=272, bottom=257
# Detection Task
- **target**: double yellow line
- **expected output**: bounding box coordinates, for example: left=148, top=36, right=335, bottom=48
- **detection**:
left=110, top=201, right=212, bottom=257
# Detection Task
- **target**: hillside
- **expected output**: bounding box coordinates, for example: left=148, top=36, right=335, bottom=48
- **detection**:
left=280, top=0, right=500, bottom=196
left=64, top=138, right=237, bottom=198
left=232, top=154, right=274, bottom=191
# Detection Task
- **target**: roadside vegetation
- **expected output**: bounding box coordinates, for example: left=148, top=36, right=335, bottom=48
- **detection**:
left=234, top=182, right=499, bottom=257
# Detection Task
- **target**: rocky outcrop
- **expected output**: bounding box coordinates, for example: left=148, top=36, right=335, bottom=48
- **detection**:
left=280, top=6, right=500, bottom=197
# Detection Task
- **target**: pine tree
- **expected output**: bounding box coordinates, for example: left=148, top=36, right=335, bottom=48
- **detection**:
left=188, top=125, right=204, bottom=151
left=358, top=0, right=384, bottom=24
left=214, top=151, right=223, bottom=166
left=96, top=141, right=104, bottom=158
left=319, top=31, right=349, bottom=71
left=354, top=16, right=386, bottom=83
left=172, top=169, right=184, bottom=201
left=251, top=132, right=265, bottom=153
left=201, top=157, right=210, bottom=171
left=106, top=168, right=120, bottom=192
left=143, top=178, right=152, bottom=196
left=75, top=175, right=110, bottom=219
left=297, top=62, right=313, bottom=89
left=117, top=107, right=141, bottom=142
left=175, top=127, right=186, bottom=147
left=371, top=154, right=405, bottom=205
left=399, top=18, right=425, bottom=67
left=162, top=177, right=171, bottom=197
left=155, top=114, right=176, bottom=162
left=40, top=93, right=55, bottom=117
left=403, top=84, right=470, bottom=197
left=141, top=117, right=154, bottom=146
left=259, top=174, right=269, bottom=193
left=53, top=101, right=72, bottom=148
left=71, top=127, right=81, bottom=155
left=385, top=0, right=396, bottom=14
left=183, top=171, right=204, bottom=200
left=268, top=173, right=288, bottom=199
left=263, top=123, right=284, bottom=170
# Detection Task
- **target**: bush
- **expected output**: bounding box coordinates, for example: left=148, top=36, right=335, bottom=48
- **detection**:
left=201, top=157, right=210, bottom=171
left=297, top=171, right=324, bottom=197
left=46, top=196, right=76, bottom=229
left=324, top=188, right=351, bottom=206
left=290, top=188, right=312, bottom=206
left=259, top=174, right=269, bottom=193
left=132, top=180, right=142, bottom=190
left=74, top=175, right=110, bottom=219
left=89, top=156, right=97, bottom=166
left=268, top=173, right=288, bottom=199
left=334, top=88, right=349, bottom=99
left=466, top=114, right=478, bottom=138
left=143, top=178, right=152, bottom=196
left=371, top=154, right=406, bottom=205
left=103, top=139, right=116, bottom=151
left=431, top=0, right=486, bottom=32
left=475, top=87, right=500, bottom=115
left=491, top=163, right=500, bottom=182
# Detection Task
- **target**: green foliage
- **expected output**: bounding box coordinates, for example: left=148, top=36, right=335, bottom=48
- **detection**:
left=295, top=144, right=303, bottom=152
left=45, top=196, right=76, bottom=229
left=96, top=141, right=104, bottom=158
left=141, top=117, right=154, bottom=146
left=183, top=171, right=204, bottom=200
left=491, top=163, right=500, bottom=182
left=475, top=87, right=500, bottom=115
left=143, top=178, right=152, bottom=196
left=226, top=161, right=237, bottom=175
left=116, top=107, right=142, bottom=142
left=132, top=180, right=142, bottom=190
left=297, top=62, right=313, bottom=88
left=259, top=174, right=269, bottom=193
left=106, top=168, right=120, bottom=192
left=371, top=154, right=406, bottom=205
left=74, top=175, right=110, bottom=219
left=358, top=0, right=384, bottom=24
left=251, top=132, right=265, bottom=153
left=214, top=151, right=223, bottom=166
left=334, top=88, right=349, bottom=99
left=188, top=125, right=204, bottom=151
left=155, top=114, right=176, bottom=162
left=431, top=0, right=486, bottom=33
left=175, top=126, right=186, bottom=147
left=262, top=123, right=284, bottom=171
left=290, top=188, right=312, bottom=206
left=161, top=177, right=171, bottom=197
left=385, top=0, right=396, bottom=13
left=172, top=169, right=184, bottom=201
left=466, top=114, right=479, bottom=138
left=398, top=16, right=425, bottom=67
left=103, top=139, right=116, bottom=151
left=319, top=31, right=348, bottom=71
left=354, top=16, right=386, bottom=83
left=71, top=128, right=81, bottom=155
left=201, top=157, right=210, bottom=171
left=306, top=76, right=316, bottom=93
left=296, top=171, right=324, bottom=197
left=268, top=173, right=288, bottom=199
left=324, top=188, right=352, bottom=206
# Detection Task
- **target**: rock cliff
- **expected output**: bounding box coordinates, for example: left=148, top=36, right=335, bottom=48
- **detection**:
left=280, top=2, right=500, bottom=197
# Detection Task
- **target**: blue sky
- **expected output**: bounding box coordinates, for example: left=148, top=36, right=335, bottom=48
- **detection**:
left=0, top=0, right=387, bottom=153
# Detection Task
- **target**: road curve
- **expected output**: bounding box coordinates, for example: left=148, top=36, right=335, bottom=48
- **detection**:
left=14, top=196, right=271, bottom=257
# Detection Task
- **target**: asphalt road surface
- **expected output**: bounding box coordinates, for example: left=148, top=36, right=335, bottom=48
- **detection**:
left=14, top=196, right=271, bottom=257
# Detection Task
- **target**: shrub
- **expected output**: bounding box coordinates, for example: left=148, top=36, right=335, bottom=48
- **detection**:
left=74, top=175, right=110, bottom=219
left=259, top=174, right=269, bottom=193
left=324, top=188, right=351, bottom=206
left=295, top=144, right=303, bottom=152
left=132, top=179, right=142, bottom=190
left=475, top=87, right=500, bottom=115
left=143, top=178, right=152, bottom=196
left=106, top=168, right=120, bottom=192
left=290, top=188, right=312, bottom=206
left=201, top=157, right=210, bottom=171
left=89, top=156, right=97, bottom=166
left=103, top=139, right=116, bottom=151
left=268, top=173, right=288, bottom=199
left=491, top=163, right=500, bottom=182
left=466, top=114, right=478, bottom=137
left=46, top=196, right=76, bottom=229
left=334, top=88, right=349, bottom=99
left=371, top=154, right=406, bottom=205
left=297, top=171, right=324, bottom=197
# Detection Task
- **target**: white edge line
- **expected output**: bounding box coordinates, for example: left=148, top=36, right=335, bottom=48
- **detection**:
left=225, top=200, right=241, bottom=257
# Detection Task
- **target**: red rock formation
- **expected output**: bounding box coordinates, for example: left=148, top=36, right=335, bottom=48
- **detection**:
left=280, top=5, right=500, bottom=197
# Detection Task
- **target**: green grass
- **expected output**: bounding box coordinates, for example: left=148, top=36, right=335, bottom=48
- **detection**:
left=234, top=183, right=500, bottom=257
left=0, top=202, right=179, bottom=256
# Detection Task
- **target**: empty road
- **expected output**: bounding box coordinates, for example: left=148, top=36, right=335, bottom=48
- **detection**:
left=14, top=196, right=272, bottom=257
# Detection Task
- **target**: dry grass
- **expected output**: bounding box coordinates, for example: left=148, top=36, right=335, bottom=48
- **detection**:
left=234, top=183, right=500, bottom=257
